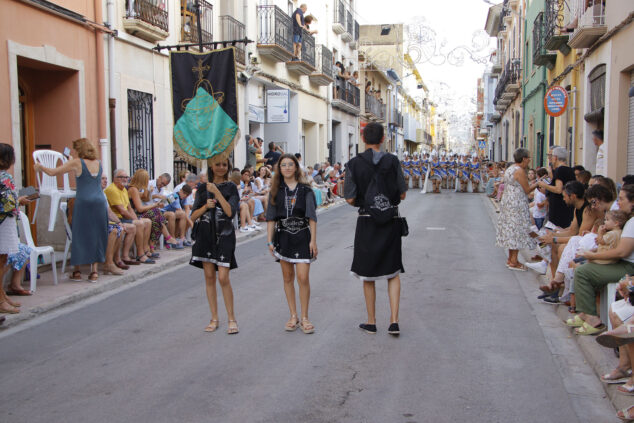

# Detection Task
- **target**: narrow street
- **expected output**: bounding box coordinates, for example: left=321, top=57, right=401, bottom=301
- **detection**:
left=0, top=192, right=615, bottom=423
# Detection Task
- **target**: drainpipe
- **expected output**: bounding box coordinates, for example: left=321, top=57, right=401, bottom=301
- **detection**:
left=106, top=0, right=117, bottom=174
left=242, top=0, right=249, bottom=170
left=325, top=3, right=333, bottom=163
left=95, top=0, right=108, bottom=172
left=570, top=66, right=578, bottom=166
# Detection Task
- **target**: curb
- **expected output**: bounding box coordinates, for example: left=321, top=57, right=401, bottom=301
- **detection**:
left=1, top=199, right=347, bottom=331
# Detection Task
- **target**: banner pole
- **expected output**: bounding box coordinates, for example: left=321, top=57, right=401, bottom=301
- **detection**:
left=195, top=0, right=203, bottom=52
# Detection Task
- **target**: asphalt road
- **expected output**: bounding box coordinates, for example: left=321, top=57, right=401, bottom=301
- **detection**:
left=0, top=192, right=614, bottom=423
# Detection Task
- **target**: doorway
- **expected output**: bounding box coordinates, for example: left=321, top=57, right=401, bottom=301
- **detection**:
left=18, top=81, right=37, bottom=239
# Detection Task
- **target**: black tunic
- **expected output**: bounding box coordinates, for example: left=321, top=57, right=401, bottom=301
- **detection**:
left=266, top=182, right=317, bottom=264
left=190, top=182, right=239, bottom=269
left=344, top=149, right=406, bottom=280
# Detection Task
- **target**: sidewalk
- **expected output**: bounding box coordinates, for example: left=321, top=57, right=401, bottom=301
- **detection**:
left=486, top=196, right=630, bottom=416
left=1, top=199, right=346, bottom=330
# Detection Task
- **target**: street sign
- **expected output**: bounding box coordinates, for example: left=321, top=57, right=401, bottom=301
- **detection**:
left=544, top=86, right=569, bottom=117
left=478, top=140, right=486, bottom=149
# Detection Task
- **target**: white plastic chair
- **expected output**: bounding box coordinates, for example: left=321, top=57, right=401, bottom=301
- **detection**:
left=18, top=211, right=58, bottom=293
left=32, top=150, right=76, bottom=231
left=60, top=202, right=72, bottom=274
left=600, top=282, right=618, bottom=331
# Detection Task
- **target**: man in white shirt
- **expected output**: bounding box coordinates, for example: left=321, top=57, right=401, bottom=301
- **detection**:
left=148, top=173, right=172, bottom=203
left=593, top=130, right=606, bottom=176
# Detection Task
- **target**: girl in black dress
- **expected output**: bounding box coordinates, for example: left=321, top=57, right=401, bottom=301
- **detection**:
left=190, top=158, right=240, bottom=334
left=266, top=154, right=318, bottom=334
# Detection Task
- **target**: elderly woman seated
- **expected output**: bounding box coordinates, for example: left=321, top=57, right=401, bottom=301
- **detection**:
left=230, top=170, right=259, bottom=233
left=313, top=168, right=334, bottom=205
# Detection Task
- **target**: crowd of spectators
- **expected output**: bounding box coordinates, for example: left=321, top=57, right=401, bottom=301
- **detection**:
left=493, top=146, right=634, bottom=421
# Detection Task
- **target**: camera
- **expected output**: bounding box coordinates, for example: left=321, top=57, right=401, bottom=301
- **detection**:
left=628, top=285, right=634, bottom=305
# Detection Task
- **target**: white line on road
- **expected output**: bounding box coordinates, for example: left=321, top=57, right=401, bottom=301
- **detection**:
left=426, top=227, right=446, bottom=231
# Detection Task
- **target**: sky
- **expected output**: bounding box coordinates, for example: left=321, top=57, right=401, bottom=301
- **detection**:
left=354, top=0, right=496, bottom=142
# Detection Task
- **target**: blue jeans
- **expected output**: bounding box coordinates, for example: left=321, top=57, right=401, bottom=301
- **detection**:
left=534, top=217, right=545, bottom=230
left=293, top=34, right=302, bottom=44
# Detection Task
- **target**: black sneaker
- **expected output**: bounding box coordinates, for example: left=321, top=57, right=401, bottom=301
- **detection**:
left=537, top=292, right=552, bottom=300
left=541, top=294, right=560, bottom=304
left=359, top=323, right=377, bottom=334
left=388, top=323, right=400, bottom=336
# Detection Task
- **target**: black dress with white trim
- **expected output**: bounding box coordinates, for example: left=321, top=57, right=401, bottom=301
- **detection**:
left=190, top=182, right=239, bottom=269
left=266, top=182, right=317, bottom=264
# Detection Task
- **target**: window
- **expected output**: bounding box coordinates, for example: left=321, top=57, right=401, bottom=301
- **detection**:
left=127, top=89, right=155, bottom=178
left=589, top=64, right=606, bottom=112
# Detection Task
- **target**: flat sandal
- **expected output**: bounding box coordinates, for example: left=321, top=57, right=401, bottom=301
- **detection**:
left=204, top=320, right=219, bottom=332
left=227, top=320, right=239, bottom=335
left=300, top=318, right=315, bottom=334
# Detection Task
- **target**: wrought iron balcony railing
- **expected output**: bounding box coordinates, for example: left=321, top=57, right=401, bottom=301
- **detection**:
left=364, top=94, right=386, bottom=120
left=301, top=28, right=316, bottom=68
left=544, top=0, right=571, bottom=53
left=533, top=12, right=556, bottom=68
left=256, top=5, right=293, bottom=56
left=568, top=0, right=607, bottom=49
left=333, top=0, right=346, bottom=34
left=493, top=59, right=520, bottom=104
left=316, top=45, right=333, bottom=78
left=180, top=0, right=213, bottom=45
left=334, top=80, right=360, bottom=107
left=126, top=0, right=169, bottom=33
left=220, top=15, right=246, bottom=65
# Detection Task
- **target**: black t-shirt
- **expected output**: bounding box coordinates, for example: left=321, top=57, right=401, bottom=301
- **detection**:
left=292, top=8, right=304, bottom=36
left=547, top=165, right=576, bottom=228
left=264, top=150, right=281, bottom=167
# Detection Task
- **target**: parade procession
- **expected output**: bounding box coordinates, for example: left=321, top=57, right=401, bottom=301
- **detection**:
left=401, top=152, right=485, bottom=194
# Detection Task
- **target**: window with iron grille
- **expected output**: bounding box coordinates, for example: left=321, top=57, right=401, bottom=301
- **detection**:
left=589, top=64, right=606, bottom=112
left=128, top=89, right=155, bottom=179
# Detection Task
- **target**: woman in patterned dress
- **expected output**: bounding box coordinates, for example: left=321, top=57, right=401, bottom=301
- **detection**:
left=496, top=148, right=539, bottom=271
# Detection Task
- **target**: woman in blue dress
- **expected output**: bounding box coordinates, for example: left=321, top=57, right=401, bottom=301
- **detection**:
left=34, top=138, right=107, bottom=282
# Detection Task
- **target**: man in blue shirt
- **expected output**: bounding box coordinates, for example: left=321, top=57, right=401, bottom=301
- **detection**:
left=292, top=4, right=307, bottom=60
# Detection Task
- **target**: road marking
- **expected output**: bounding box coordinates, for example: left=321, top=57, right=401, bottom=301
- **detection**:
left=426, top=227, right=446, bottom=231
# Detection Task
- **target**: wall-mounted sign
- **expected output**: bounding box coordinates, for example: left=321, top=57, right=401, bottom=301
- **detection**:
left=266, top=89, right=290, bottom=123
left=248, top=104, right=265, bottom=123
left=478, top=140, right=487, bottom=149
left=544, top=86, right=569, bottom=117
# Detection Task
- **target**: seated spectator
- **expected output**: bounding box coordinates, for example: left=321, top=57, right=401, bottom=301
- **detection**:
left=229, top=171, right=257, bottom=233
left=573, top=165, right=585, bottom=179
left=239, top=169, right=267, bottom=222
left=624, top=175, right=634, bottom=186
left=104, top=169, right=155, bottom=264
left=162, top=184, right=194, bottom=247
left=313, top=168, right=334, bottom=204
left=101, top=174, right=136, bottom=269
left=574, top=184, right=634, bottom=335
left=148, top=173, right=171, bottom=203
left=576, top=170, right=592, bottom=187
left=254, top=166, right=271, bottom=195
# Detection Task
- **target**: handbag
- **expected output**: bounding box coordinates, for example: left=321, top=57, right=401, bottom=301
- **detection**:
left=398, top=210, right=408, bottom=237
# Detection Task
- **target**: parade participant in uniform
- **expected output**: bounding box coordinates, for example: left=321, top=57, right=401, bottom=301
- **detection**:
left=420, top=153, right=428, bottom=186
left=459, top=155, right=470, bottom=192
left=190, top=158, right=240, bottom=335
left=470, top=155, right=482, bottom=192
left=446, top=154, right=457, bottom=189
left=410, top=153, right=421, bottom=189
left=266, top=153, right=318, bottom=334
left=344, top=122, right=407, bottom=335
left=401, top=154, right=411, bottom=189
left=429, top=153, right=442, bottom=194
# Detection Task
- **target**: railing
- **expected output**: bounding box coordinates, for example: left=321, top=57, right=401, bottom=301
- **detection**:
left=126, top=0, right=169, bottom=32
left=301, top=28, right=315, bottom=67
left=532, top=12, right=545, bottom=63
left=181, top=0, right=213, bottom=45
left=256, top=5, right=293, bottom=53
left=575, top=0, right=606, bottom=29
left=392, top=110, right=403, bottom=127
left=498, top=0, right=509, bottom=33
left=335, top=80, right=360, bottom=107
left=334, top=0, right=345, bottom=27
left=346, top=10, right=353, bottom=36
left=315, top=45, right=334, bottom=79
left=365, top=94, right=386, bottom=120
left=544, top=0, right=567, bottom=43
left=220, top=15, right=246, bottom=65
left=493, top=59, right=520, bottom=103
left=354, top=20, right=359, bottom=41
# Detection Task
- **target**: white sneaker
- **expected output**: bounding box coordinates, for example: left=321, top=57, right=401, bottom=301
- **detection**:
left=250, top=220, right=261, bottom=227
left=240, top=226, right=254, bottom=233
left=250, top=224, right=262, bottom=231
left=525, top=260, right=548, bottom=275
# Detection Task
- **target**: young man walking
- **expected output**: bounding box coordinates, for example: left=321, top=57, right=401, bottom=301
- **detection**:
left=344, top=122, right=408, bottom=335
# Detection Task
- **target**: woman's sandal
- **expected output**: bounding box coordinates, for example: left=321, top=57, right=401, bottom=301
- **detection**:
left=69, top=270, right=82, bottom=281
left=507, top=263, right=527, bottom=272
left=88, top=272, right=99, bottom=282
left=539, top=281, right=563, bottom=294
left=617, top=383, right=634, bottom=396
left=204, top=320, right=219, bottom=333
left=285, top=315, right=299, bottom=332
left=0, top=301, right=19, bottom=314
left=227, top=320, right=239, bottom=335
left=565, top=315, right=584, bottom=327
left=601, top=368, right=632, bottom=384
left=617, top=404, right=634, bottom=421
left=300, top=318, right=315, bottom=334
left=103, top=265, right=124, bottom=276
left=575, top=321, right=607, bottom=336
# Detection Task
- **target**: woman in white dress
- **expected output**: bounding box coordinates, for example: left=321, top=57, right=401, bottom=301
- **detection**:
left=496, top=148, right=539, bottom=271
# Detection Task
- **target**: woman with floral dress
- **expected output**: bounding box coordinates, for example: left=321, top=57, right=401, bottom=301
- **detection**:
left=496, top=148, right=539, bottom=271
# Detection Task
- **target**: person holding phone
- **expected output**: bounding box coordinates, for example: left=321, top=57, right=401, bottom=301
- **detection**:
left=190, top=158, right=240, bottom=335
left=34, top=138, right=107, bottom=282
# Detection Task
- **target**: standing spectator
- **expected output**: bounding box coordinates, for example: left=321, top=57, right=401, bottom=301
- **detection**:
left=266, top=154, right=318, bottom=334
left=0, top=144, right=34, bottom=313
left=190, top=158, right=240, bottom=335
left=593, top=130, right=606, bottom=177
left=245, top=135, right=260, bottom=169
left=344, top=122, right=407, bottom=335
left=34, top=138, right=107, bottom=282
left=295, top=152, right=305, bottom=172
left=303, top=14, right=318, bottom=35
left=264, top=142, right=283, bottom=167
left=291, top=4, right=307, bottom=60
left=105, top=169, right=154, bottom=264
left=255, top=138, right=266, bottom=171
left=496, top=148, right=538, bottom=271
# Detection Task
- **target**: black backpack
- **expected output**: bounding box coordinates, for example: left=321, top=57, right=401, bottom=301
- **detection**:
left=360, top=152, right=398, bottom=224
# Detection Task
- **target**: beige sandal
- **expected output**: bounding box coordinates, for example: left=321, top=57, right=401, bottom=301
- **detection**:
left=204, top=320, right=219, bottom=332
left=285, top=315, right=299, bottom=332
left=227, top=320, right=239, bottom=335
left=300, top=318, right=315, bottom=334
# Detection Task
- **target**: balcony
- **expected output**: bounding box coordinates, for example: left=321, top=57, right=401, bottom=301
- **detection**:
left=544, top=0, right=571, bottom=54
left=392, top=110, right=403, bottom=128
left=342, top=10, right=353, bottom=42
left=286, top=29, right=316, bottom=76
left=256, top=5, right=294, bottom=62
left=333, top=80, right=360, bottom=115
left=497, top=2, right=510, bottom=38
left=349, top=20, right=360, bottom=49
left=493, top=60, right=520, bottom=110
left=220, top=15, right=246, bottom=65
left=309, top=45, right=334, bottom=86
left=533, top=12, right=556, bottom=69
left=491, top=57, right=503, bottom=75
left=363, top=94, right=386, bottom=122
left=568, top=0, right=606, bottom=49
left=124, top=0, right=169, bottom=42
left=489, top=112, right=501, bottom=123
left=180, top=0, right=213, bottom=46
left=332, top=0, right=346, bottom=34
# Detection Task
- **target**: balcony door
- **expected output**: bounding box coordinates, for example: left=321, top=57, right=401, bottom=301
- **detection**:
left=127, top=89, right=155, bottom=178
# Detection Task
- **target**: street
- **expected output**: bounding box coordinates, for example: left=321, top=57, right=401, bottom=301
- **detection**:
left=0, top=192, right=615, bottom=423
